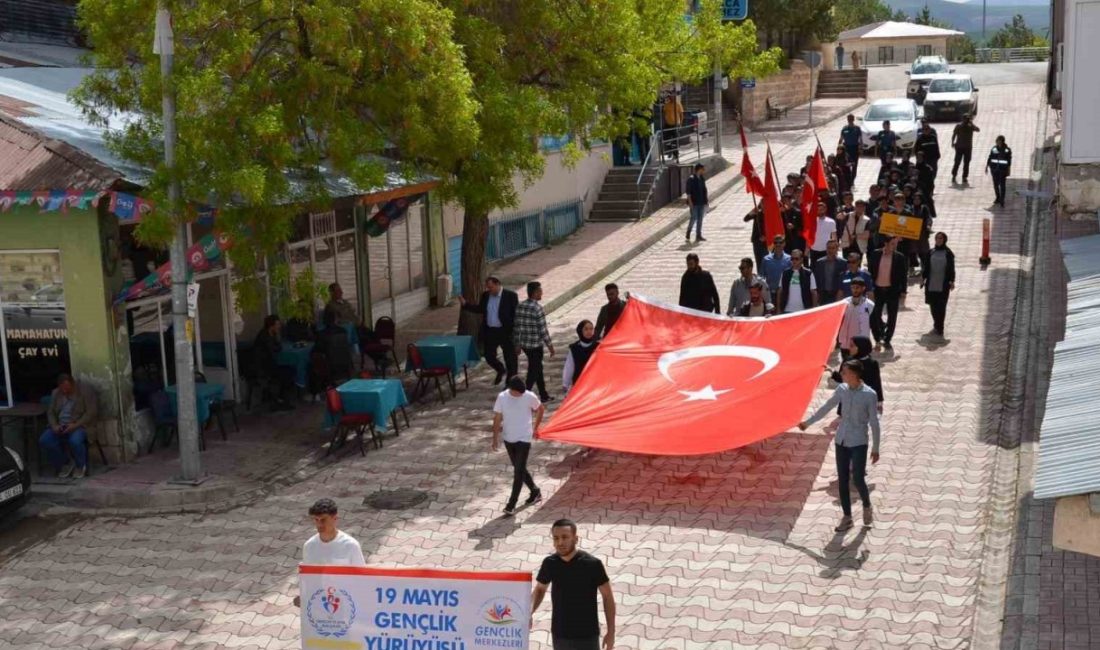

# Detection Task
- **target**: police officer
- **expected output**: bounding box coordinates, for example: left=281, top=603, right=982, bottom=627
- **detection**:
left=986, top=135, right=1012, bottom=207
left=839, top=114, right=862, bottom=176
left=915, top=119, right=941, bottom=174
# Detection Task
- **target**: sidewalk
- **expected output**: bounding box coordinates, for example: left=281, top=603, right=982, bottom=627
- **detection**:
left=33, top=115, right=855, bottom=513
left=753, top=97, right=866, bottom=133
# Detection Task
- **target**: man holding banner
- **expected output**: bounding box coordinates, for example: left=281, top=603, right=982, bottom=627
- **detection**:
left=532, top=519, right=616, bottom=650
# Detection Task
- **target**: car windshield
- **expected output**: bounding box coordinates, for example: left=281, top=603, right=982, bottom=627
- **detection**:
left=866, top=105, right=913, bottom=121
left=912, top=62, right=948, bottom=75
left=928, top=78, right=972, bottom=93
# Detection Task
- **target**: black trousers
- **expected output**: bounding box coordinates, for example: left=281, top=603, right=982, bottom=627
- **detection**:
left=845, top=146, right=860, bottom=177
left=836, top=444, right=871, bottom=517
left=523, top=347, right=548, bottom=399
left=927, top=291, right=949, bottom=333
left=870, top=287, right=900, bottom=344
left=504, top=441, right=537, bottom=509
left=818, top=289, right=839, bottom=306
left=553, top=637, right=600, bottom=650
left=483, top=327, right=517, bottom=378
left=992, top=170, right=1008, bottom=204
left=952, top=148, right=972, bottom=180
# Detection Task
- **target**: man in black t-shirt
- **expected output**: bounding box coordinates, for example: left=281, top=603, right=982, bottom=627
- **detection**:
left=531, top=519, right=616, bottom=650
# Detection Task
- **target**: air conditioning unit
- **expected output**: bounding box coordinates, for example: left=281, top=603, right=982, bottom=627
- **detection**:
left=436, top=274, right=453, bottom=304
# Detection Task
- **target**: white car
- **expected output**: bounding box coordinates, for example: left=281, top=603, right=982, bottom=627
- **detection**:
left=858, top=99, right=922, bottom=154
left=921, top=75, right=979, bottom=121
left=906, top=55, right=952, bottom=104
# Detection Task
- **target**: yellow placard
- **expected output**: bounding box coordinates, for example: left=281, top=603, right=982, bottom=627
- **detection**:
left=877, top=212, right=924, bottom=240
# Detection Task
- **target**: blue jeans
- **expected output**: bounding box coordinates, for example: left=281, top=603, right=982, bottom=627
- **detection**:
left=687, top=204, right=706, bottom=239
left=39, top=427, right=88, bottom=471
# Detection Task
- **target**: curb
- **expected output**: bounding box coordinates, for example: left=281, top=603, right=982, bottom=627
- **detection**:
left=752, top=98, right=867, bottom=133
left=542, top=168, right=743, bottom=316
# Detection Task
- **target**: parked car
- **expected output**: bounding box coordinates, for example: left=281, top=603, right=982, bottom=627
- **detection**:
left=921, top=75, right=979, bottom=121
left=0, top=445, right=31, bottom=517
left=906, top=55, right=952, bottom=104
left=858, top=99, right=923, bottom=154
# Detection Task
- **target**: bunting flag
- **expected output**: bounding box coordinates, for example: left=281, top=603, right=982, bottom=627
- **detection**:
left=738, top=123, right=764, bottom=198
left=364, top=193, right=425, bottom=237
left=799, top=173, right=817, bottom=249
left=116, top=231, right=233, bottom=303
left=0, top=189, right=225, bottom=226
left=807, top=146, right=829, bottom=195
left=762, top=146, right=784, bottom=244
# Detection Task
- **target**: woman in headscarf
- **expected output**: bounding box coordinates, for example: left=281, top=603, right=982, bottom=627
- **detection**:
left=921, top=231, right=956, bottom=338
left=562, top=320, right=599, bottom=395
left=830, top=335, right=884, bottom=415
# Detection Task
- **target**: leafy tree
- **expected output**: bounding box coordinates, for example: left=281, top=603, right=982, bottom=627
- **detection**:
left=831, top=0, right=897, bottom=36
left=750, top=0, right=835, bottom=45
left=988, top=14, right=1049, bottom=49
left=438, top=0, right=781, bottom=333
left=74, top=0, right=479, bottom=315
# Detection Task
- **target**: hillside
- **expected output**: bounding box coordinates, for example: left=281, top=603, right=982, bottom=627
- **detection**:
left=884, top=0, right=1051, bottom=36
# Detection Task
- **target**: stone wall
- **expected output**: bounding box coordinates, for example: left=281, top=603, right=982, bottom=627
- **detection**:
left=734, top=61, right=815, bottom=126
left=1059, top=163, right=1100, bottom=213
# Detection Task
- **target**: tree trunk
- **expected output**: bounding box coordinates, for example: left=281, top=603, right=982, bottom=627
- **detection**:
left=457, top=205, right=490, bottom=336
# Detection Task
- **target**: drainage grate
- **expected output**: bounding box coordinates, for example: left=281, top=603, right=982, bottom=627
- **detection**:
left=364, top=489, right=432, bottom=511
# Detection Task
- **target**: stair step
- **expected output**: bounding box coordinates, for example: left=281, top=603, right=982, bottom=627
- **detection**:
left=599, top=190, right=645, bottom=201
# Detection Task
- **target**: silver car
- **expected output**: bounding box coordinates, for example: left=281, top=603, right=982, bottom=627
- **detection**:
left=858, top=99, right=922, bottom=154
left=922, top=75, right=979, bottom=121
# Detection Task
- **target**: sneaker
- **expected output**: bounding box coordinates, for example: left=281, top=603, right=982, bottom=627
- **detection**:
left=58, top=463, right=74, bottom=479
left=883, top=341, right=893, bottom=351
left=493, top=371, right=504, bottom=386
left=951, top=175, right=957, bottom=184
left=696, top=237, right=707, bottom=242
left=834, top=516, right=854, bottom=532
left=73, top=465, right=87, bottom=479
left=862, top=506, right=874, bottom=527
left=525, top=490, right=543, bottom=506
left=685, top=234, right=691, bottom=241
left=540, top=395, right=554, bottom=404
left=503, top=505, right=516, bottom=517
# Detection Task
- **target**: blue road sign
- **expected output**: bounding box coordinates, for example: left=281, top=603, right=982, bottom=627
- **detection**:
left=723, top=0, right=748, bottom=21
left=740, top=78, right=756, bottom=88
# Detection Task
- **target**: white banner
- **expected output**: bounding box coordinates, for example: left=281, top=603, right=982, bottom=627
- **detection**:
left=300, top=566, right=531, bottom=650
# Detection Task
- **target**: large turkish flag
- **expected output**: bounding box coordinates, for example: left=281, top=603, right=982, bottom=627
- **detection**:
left=538, top=295, right=845, bottom=455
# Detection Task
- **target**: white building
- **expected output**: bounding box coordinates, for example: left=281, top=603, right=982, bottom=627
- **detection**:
left=1051, top=0, right=1100, bottom=213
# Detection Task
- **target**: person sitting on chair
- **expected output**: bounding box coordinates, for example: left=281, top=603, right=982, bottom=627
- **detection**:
left=316, top=310, right=354, bottom=383
left=323, top=283, right=359, bottom=327
left=254, top=315, right=296, bottom=411
left=39, top=373, right=98, bottom=479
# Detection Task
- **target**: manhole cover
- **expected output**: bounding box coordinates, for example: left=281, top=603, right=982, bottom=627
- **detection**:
left=364, top=489, right=432, bottom=510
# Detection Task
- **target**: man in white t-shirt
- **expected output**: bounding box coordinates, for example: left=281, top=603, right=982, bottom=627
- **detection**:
left=779, top=250, right=818, bottom=313
left=493, top=376, right=545, bottom=516
left=295, top=498, right=366, bottom=606
left=809, top=201, right=837, bottom=266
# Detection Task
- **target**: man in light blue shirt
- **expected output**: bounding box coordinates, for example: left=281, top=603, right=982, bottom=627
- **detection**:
left=761, top=235, right=792, bottom=294
left=799, top=360, right=881, bottom=532
left=486, top=291, right=502, bottom=328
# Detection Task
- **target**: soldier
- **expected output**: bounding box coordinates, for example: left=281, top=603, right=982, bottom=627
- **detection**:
left=986, top=135, right=1012, bottom=207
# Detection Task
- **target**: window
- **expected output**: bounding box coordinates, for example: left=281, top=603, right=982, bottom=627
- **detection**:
left=878, top=46, right=895, bottom=64
left=286, top=208, right=361, bottom=321
left=928, top=78, right=972, bottom=93
left=0, top=251, right=69, bottom=404
left=916, top=45, right=933, bottom=57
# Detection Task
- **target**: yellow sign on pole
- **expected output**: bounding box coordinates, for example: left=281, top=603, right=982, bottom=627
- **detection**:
left=185, top=318, right=194, bottom=342
left=877, top=212, right=924, bottom=240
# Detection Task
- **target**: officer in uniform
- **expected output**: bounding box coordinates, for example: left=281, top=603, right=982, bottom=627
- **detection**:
left=985, top=135, right=1012, bottom=207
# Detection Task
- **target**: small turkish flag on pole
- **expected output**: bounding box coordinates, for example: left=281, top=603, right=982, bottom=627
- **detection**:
left=738, top=123, right=764, bottom=198
left=800, top=174, right=818, bottom=248
left=538, top=295, right=846, bottom=456
left=762, top=146, right=784, bottom=243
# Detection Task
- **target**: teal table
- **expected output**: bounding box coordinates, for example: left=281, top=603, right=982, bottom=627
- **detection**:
left=323, top=379, right=409, bottom=432
left=278, top=342, right=313, bottom=388
left=166, top=383, right=224, bottom=426
left=404, top=335, right=480, bottom=382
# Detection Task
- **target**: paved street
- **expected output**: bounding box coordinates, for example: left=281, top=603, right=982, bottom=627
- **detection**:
left=0, top=73, right=1053, bottom=648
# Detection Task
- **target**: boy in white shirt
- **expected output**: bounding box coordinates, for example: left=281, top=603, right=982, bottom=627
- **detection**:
left=493, top=377, right=545, bottom=516
left=295, top=498, right=365, bottom=606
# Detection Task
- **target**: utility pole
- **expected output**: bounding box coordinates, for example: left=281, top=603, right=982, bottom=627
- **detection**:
left=712, top=60, right=723, bottom=156
left=982, top=0, right=987, bottom=43
left=156, top=6, right=202, bottom=482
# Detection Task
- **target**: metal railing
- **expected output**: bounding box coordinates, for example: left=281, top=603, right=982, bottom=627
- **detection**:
left=485, top=199, right=584, bottom=262
left=632, top=114, right=721, bottom=218
left=842, top=46, right=945, bottom=68
left=975, top=47, right=1049, bottom=63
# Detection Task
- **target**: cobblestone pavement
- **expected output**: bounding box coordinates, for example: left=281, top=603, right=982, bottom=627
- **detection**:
left=0, top=82, right=1051, bottom=649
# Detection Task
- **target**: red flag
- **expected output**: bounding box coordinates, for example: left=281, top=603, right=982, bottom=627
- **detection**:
left=738, top=123, right=764, bottom=197
left=800, top=175, right=817, bottom=249
left=808, top=146, right=829, bottom=193
left=762, top=148, right=783, bottom=243
left=538, top=295, right=846, bottom=456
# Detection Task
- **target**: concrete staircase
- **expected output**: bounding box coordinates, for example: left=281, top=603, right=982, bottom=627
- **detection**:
left=588, top=167, right=662, bottom=222
left=815, top=69, right=868, bottom=99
